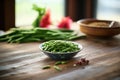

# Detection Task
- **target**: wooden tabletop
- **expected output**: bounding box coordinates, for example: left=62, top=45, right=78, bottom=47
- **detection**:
left=0, top=35, right=120, bottom=80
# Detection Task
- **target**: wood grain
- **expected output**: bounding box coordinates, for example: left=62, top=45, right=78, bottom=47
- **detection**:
left=0, top=35, right=120, bottom=80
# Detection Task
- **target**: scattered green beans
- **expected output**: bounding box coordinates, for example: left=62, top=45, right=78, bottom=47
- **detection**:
left=0, top=28, right=85, bottom=43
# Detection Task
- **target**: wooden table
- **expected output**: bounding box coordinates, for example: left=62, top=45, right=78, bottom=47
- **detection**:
left=0, top=35, right=120, bottom=80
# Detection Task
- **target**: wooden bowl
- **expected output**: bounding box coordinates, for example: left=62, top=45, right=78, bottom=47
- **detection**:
left=77, top=19, right=120, bottom=37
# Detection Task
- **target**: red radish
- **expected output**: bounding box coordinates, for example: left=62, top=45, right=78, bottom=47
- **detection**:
left=58, top=17, right=73, bottom=29
left=40, top=9, right=51, bottom=28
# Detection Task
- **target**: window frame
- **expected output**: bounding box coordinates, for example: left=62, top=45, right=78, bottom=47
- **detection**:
left=0, top=0, right=96, bottom=31
left=65, top=0, right=96, bottom=21
left=0, top=0, right=15, bottom=31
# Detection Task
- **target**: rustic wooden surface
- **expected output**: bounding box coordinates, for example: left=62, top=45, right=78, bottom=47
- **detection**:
left=0, top=35, right=120, bottom=80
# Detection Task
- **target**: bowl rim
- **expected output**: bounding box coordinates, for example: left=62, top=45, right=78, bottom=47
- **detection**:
left=39, top=41, right=83, bottom=54
left=77, top=19, right=120, bottom=29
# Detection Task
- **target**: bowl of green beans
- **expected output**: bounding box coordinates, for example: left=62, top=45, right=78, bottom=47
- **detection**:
left=39, top=40, right=83, bottom=60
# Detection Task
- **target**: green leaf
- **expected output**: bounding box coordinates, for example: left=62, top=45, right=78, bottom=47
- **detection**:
left=32, top=4, right=46, bottom=28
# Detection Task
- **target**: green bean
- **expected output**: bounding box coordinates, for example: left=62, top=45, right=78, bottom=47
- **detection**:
left=61, top=61, right=67, bottom=64
left=68, top=35, right=86, bottom=40
left=55, top=61, right=67, bottom=65
left=55, top=61, right=62, bottom=65
left=53, top=65, right=62, bottom=71
left=42, top=65, right=51, bottom=69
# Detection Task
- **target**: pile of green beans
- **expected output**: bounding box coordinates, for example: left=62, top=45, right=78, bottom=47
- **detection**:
left=42, top=40, right=80, bottom=53
left=0, top=28, right=85, bottom=43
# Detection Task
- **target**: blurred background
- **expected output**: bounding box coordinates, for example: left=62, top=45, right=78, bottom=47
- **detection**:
left=0, top=0, right=120, bottom=31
